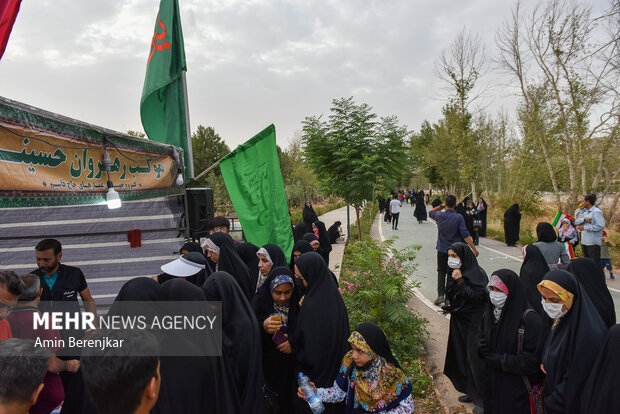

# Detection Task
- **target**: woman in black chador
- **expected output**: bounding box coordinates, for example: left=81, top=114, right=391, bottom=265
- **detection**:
left=414, top=190, right=427, bottom=223
left=203, top=231, right=253, bottom=300
left=537, top=270, right=607, bottom=414
left=519, top=244, right=552, bottom=336
left=443, top=242, right=488, bottom=413
left=477, top=197, right=488, bottom=237
left=476, top=269, right=544, bottom=414
left=567, top=258, right=616, bottom=328
left=291, top=252, right=349, bottom=414
left=503, top=203, right=521, bottom=246
left=254, top=267, right=302, bottom=414
left=203, top=272, right=265, bottom=414
left=580, top=325, right=620, bottom=413
left=302, top=200, right=318, bottom=229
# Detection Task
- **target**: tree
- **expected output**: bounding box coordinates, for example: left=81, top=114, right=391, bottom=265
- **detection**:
left=302, top=97, right=408, bottom=240
left=496, top=0, right=620, bottom=209
left=433, top=28, right=488, bottom=198
left=278, top=134, right=321, bottom=208
left=190, top=125, right=231, bottom=205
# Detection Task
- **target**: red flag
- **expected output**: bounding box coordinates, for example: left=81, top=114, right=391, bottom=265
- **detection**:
left=0, top=0, right=22, bottom=60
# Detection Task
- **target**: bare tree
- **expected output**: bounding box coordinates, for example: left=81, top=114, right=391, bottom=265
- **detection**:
left=497, top=0, right=620, bottom=210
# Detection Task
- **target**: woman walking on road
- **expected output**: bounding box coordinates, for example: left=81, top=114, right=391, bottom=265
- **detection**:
left=414, top=190, right=427, bottom=223
left=503, top=204, right=521, bottom=246
left=443, top=242, right=488, bottom=413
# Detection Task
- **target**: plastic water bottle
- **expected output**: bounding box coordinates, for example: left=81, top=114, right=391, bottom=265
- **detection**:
left=297, top=372, right=325, bottom=414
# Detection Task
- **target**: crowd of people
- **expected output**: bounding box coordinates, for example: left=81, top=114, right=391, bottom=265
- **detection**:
left=0, top=192, right=617, bottom=414
left=0, top=206, right=414, bottom=414
left=429, top=192, right=617, bottom=414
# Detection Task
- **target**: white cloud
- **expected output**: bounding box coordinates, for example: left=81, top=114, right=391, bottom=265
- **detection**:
left=0, top=0, right=613, bottom=150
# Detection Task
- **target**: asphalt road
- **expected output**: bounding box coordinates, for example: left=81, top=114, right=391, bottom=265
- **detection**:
left=378, top=203, right=620, bottom=321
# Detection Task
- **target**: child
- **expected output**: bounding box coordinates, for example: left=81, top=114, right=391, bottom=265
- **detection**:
left=297, top=322, right=414, bottom=413
left=601, top=231, right=616, bottom=280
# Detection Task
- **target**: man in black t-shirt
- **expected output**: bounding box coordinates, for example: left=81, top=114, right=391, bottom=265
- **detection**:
left=32, top=239, right=96, bottom=318
left=31, top=238, right=97, bottom=403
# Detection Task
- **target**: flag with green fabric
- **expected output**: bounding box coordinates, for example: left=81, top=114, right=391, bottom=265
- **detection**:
left=219, top=124, right=294, bottom=261
left=140, top=0, right=191, bottom=178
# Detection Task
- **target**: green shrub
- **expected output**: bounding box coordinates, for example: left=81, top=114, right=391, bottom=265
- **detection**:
left=339, top=237, right=431, bottom=397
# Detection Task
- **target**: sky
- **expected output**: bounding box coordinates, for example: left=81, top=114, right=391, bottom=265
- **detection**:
left=0, top=0, right=612, bottom=150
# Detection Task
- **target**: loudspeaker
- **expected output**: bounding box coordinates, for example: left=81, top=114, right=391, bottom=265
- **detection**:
left=186, top=188, right=214, bottom=239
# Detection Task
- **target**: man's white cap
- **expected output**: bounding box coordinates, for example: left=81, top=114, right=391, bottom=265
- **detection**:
left=161, top=252, right=206, bottom=277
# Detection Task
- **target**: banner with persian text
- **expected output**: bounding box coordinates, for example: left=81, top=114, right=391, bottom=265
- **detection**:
left=0, top=96, right=184, bottom=207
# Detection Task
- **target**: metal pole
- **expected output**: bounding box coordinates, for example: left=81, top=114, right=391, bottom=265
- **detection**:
left=181, top=70, right=195, bottom=178
left=346, top=204, right=350, bottom=242
left=186, top=160, right=220, bottom=187
left=182, top=187, right=191, bottom=240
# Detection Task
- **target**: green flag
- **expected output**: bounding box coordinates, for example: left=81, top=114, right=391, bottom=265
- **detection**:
left=219, top=125, right=294, bottom=261
left=140, top=0, right=191, bottom=178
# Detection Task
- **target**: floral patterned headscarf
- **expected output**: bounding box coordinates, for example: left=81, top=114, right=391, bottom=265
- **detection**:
left=339, top=330, right=410, bottom=412
left=269, top=274, right=294, bottom=327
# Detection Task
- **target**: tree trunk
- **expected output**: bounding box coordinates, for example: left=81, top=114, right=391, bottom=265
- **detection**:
left=355, top=205, right=362, bottom=241
left=471, top=182, right=477, bottom=203
left=607, top=191, right=620, bottom=228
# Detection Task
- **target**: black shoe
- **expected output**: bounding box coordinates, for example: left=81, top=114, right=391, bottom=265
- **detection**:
left=458, top=395, right=472, bottom=403
left=472, top=406, right=484, bottom=414
left=441, top=305, right=453, bottom=313
left=433, top=296, right=444, bottom=306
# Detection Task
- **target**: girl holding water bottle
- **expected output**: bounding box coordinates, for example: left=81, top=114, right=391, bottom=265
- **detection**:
left=297, top=323, right=414, bottom=413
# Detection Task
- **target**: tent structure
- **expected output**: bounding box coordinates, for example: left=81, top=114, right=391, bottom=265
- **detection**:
left=0, top=96, right=188, bottom=304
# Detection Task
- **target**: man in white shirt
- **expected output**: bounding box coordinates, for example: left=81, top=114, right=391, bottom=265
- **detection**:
left=389, top=194, right=402, bottom=230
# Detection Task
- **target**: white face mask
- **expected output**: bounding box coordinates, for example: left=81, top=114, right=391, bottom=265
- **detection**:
left=541, top=299, right=567, bottom=319
left=447, top=257, right=461, bottom=269
left=489, top=291, right=507, bottom=308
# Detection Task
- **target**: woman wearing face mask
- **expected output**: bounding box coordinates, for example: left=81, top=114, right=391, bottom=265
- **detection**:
left=537, top=270, right=607, bottom=414
left=443, top=242, right=488, bottom=413
left=254, top=267, right=301, bottom=414
left=476, top=270, right=544, bottom=414
left=297, top=323, right=414, bottom=413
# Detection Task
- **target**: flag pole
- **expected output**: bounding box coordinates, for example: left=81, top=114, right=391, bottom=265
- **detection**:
left=181, top=70, right=194, bottom=178
left=181, top=70, right=193, bottom=240
left=186, top=160, right=220, bottom=187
